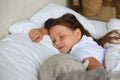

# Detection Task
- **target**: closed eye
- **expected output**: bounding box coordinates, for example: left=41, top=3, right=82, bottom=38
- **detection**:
left=59, top=35, right=64, bottom=39
left=52, top=39, right=56, bottom=43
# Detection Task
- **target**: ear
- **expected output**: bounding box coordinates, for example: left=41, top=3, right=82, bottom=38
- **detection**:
left=74, top=28, right=82, bottom=40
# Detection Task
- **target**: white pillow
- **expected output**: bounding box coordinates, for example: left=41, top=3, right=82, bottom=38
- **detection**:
left=88, top=20, right=107, bottom=39
left=9, top=20, right=39, bottom=35
left=30, top=3, right=95, bottom=36
left=107, top=19, right=120, bottom=32
left=9, top=3, right=98, bottom=38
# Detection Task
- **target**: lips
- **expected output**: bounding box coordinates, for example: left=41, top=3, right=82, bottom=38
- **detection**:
left=58, top=46, right=64, bottom=51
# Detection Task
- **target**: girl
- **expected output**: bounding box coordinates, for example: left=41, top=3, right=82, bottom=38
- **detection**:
left=29, top=13, right=105, bottom=70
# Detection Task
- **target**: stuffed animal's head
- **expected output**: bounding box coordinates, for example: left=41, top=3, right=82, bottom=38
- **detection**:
left=39, top=54, right=89, bottom=80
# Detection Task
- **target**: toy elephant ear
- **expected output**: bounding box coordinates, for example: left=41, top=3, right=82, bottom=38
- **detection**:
left=83, top=59, right=89, bottom=69
left=39, top=54, right=87, bottom=80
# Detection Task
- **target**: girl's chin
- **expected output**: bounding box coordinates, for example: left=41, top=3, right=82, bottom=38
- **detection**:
left=60, top=52, right=69, bottom=54
left=59, top=49, right=69, bottom=54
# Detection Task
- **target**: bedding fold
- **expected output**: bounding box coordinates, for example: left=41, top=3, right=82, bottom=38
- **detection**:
left=0, top=33, right=58, bottom=80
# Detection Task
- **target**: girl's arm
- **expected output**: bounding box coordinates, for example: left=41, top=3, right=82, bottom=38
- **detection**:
left=29, top=28, right=48, bottom=42
left=83, top=57, right=103, bottom=70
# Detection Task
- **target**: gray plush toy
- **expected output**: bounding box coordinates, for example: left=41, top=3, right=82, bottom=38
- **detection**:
left=39, top=54, right=89, bottom=80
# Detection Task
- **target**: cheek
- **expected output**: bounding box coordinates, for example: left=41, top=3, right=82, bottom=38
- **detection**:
left=62, top=38, right=69, bottom=44
left=63, top=38, right=74, bottom=47
left=66, top=37, right=78, bottom=48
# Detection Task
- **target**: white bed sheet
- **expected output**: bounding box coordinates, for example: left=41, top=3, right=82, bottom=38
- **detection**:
left=0, top=33, right=59, bottom=80
left=104, top=43, right=120, bottom=80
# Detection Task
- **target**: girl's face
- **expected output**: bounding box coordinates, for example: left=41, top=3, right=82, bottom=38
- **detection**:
left=49, top=25, right=82, bottom=53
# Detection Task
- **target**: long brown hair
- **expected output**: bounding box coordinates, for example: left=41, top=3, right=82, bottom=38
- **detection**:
left=44, top=13, right=106, bottom=46
left=44, top=13, right=91, bottom=37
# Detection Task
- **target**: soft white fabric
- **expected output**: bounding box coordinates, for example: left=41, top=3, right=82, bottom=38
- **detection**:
left=5, top=3, right=120, bottom=80
left=9, top=20, right=39, bottom=35
left=0, top=33, right=59, bottom=80
left=30, top=3, right=95, bottom=37
left=5, top=4, right=100, bottom=80
left=104, top=43, right=120, bottom=80
left=70, top=35, right=105, bottom=64
left=88, top=20, right=107, bottom=39
left=107, top=19, right=120, bottom=32
left=9, top=3, right=108, bottom=39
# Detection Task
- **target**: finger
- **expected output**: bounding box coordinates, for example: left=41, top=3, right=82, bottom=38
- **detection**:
left=33, top=36, right=40, bottom=42
left=34, top=36, right=42, bottom=42
left=34, top=37, right=40, bottom=42
left=30, top=34, right=36, bottom=42
left=30, top=34, right=39, bottom=42
left=29, top=32, right=36, bottom=41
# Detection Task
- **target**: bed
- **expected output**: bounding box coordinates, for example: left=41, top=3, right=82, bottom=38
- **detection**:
left=0, top=1, right=120, bottom=80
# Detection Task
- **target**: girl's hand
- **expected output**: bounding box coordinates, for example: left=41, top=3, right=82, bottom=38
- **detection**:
left=29, top=28, right=44, bottom=42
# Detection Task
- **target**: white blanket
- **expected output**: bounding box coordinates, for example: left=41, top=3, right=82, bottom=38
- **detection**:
left=104, top=19, right=120, bottom=80
left=104, top=43, right=120, bottom=80
left=0, top=33, right=59, bottom=80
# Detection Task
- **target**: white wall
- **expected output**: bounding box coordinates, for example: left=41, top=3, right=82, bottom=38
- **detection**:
left=0, top=0, right=67, bottom=39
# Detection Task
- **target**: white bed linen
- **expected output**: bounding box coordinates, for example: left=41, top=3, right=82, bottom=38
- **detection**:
left=30, top=3, right=95, bottom=35
left=1, top=3, right=120, bottom=80
left=9, top=20, right=39, bottom=35
left=104, top=43, right=120, bottom=80
left=2, top=3, right=100, bottom=80
left=0, top=33, right=59, bottom=80
left=9, top=3, right=97, bottom=38
left=107, top=19, right=120, bottom=32
left=88, top=20, right=107, bottom=38
left=104, top=19, right=120, bottom=80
